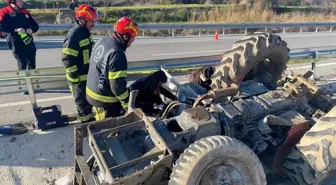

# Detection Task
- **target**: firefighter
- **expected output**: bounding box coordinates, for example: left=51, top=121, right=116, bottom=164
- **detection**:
left=0, top=0, right=39, bottom=70
left=128, top=70, right=177, bottom=116
left=86, top=16, right=140, bottom=120
left=61, top=4, right=98, bottom=123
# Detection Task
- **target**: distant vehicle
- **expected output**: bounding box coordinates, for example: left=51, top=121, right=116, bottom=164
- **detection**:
left=56, top=1, right=102, bottom=24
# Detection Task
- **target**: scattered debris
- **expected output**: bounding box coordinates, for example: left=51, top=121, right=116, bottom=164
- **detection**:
left=55, top=174, right=73, bottom=185
left=9, top=137, right=16, bottom=142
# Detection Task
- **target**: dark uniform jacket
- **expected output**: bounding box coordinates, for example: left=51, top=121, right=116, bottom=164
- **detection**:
left=189, top=66, right=214, bottom=92
left=86, top=34, right=129, bottom=109
left=129, top=70, right=176, bottom=104
left=129, top=70, right=177, bottom=115
left=0, top=5, right=39, bottom=50
left=61, top=23, right=94, bottom=84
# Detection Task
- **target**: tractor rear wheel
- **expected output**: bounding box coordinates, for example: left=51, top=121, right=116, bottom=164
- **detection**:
left=168, top=135, right=266, bottom=185
left=211, top=32, right=290, bottom=89
left=56, top=9, right=76, bottom=24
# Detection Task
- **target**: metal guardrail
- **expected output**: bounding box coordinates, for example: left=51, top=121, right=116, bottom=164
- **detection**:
left=39, top=22, right=336, bottom=36
left=0, top=48, right=335, bottom=113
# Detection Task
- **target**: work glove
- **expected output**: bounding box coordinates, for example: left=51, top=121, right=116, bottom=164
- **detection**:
left=15, top=28, right=25, bottom=34
left=26, top=29, right=33, bottom=35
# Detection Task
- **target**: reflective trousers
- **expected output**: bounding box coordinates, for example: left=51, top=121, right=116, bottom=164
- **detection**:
left=92, top=104, right=124, bottom=121
left=69, top=81, right=93, bottom=122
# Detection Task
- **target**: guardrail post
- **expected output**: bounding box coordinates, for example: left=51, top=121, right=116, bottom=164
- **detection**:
left=198, top=29, right=201, bottom=36
left=265, top=27, right=267, bottom=32
left=310, top=62, right=316, bottom=80
left=300, top=27, right=303, bottom=33
left=309, top=51, right=318, bottom=80
left=330, top=26, right=333, bottom=32
left=223, top=28, right=225, bottom=35
left=283, top=28, right=286, bottom=33
left=172, top=29, right=175, bottom=37
left=25, top=78, right=37, bottom=109
left=315, top=27, right=318, bottom=32
left=142, top=30, right=145, bottom=37
left=244, top=28, right=247, bottom=35
left=314, top=51, right=319, bottom=59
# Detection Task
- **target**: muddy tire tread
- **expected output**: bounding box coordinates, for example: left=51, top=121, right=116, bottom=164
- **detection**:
left=211, top=32, right=290, bottom=89
left=168, top=135, right=266, bottom=185
left=284, top=107, right=336, bottom=185
left=56, top=10, right=75, bottom=24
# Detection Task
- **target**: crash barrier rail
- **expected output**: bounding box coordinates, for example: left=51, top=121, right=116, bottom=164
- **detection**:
left=39, top=22, right=336, bottom=37
left=0, top=48, right=334, bottom=121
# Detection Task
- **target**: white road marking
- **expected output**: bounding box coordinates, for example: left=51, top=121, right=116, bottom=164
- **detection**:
left=0, top=61, right=336, bottom=108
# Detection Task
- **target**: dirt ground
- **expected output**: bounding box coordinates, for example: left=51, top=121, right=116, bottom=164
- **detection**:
left=0, top=75, right=335, bottom=185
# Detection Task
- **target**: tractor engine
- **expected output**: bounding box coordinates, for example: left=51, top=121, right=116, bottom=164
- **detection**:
left=152, top=79, right=316, bottom=156
left=209, top=87, right=311, bottom=154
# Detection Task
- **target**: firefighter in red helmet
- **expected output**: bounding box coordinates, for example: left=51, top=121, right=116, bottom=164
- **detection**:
left=0, top=0, right=39, bottom=71
left=86, top=16, right=140, bottom=120
left=61, top=4, right=98, bottom=123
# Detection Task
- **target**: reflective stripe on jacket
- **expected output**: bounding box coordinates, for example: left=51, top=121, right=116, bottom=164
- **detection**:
left=86, top=35, right=129, bottom=109
left=61, top=23, right=94, bottom=84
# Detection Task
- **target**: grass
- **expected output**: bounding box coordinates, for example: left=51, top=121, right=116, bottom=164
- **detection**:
left=186, top=5, right=336, bottom=23
left=29, top=4, right=336, bottom=24
left=288, top=58, right=323, bottom=65
left=27, top=4, right=336, bottom=36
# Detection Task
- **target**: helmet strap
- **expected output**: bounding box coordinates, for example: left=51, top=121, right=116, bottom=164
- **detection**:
left=115, top=32, right=131, bottom=46
left=9, top=2, right=19, bottom=10
left=77, top=17, right=87, bottom=26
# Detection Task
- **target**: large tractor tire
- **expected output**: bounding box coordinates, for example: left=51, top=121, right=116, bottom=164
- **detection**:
left=211, top=32, right=290, bottom=89
left=283, top=106, right=336, bottom=185
left=168, top=135, right=266, bottom=185
left=56, top=9, right=76, bottom=24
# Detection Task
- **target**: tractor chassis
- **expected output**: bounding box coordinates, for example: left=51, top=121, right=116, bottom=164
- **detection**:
left=73, top=109, right=173, bottom=185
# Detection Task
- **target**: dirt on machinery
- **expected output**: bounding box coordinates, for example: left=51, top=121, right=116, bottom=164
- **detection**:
left=70, top=33, right=336, bottom=185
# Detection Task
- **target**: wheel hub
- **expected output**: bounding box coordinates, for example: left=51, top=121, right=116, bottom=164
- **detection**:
left=199, top=164, right=245, bottom=185
left=64, top=16, right=73, bottom=24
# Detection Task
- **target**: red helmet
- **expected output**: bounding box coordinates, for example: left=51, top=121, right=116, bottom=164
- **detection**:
left=75, top=4, right=98, bottom=21
left=113, top=17, right=140, bottom=38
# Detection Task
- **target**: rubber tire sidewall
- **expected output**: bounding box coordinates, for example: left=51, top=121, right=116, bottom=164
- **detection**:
left=176, top=136, right=266, bottom=185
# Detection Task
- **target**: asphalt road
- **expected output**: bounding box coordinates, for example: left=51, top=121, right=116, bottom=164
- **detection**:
left=1, top=32, right=336, bottom=71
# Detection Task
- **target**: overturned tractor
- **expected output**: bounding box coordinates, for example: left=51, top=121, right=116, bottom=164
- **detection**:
left=73, top=33, right=336, bottom=185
